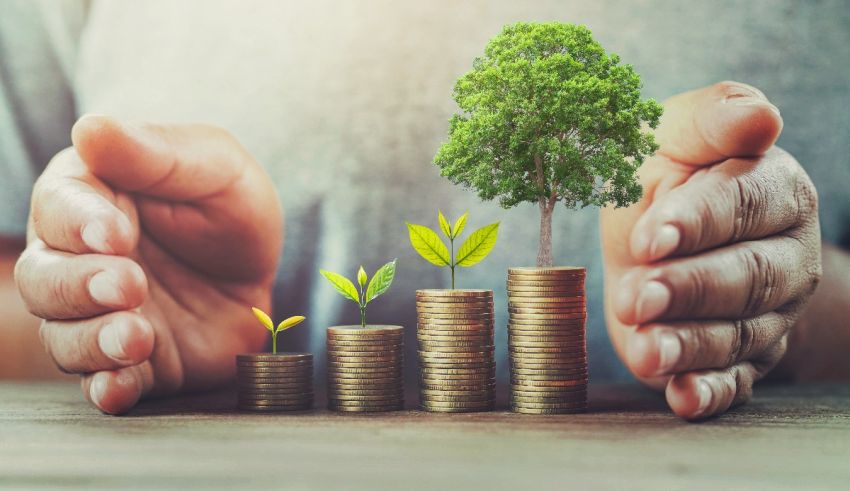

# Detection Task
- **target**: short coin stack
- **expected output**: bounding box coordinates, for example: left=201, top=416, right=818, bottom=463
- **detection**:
left=236, top=353, right=314, bottom=412
left=326, top=325, right=404, bottom=412
left=416, top=289, right=495, bottom=413
left=507, top=267, right=587, bottom=414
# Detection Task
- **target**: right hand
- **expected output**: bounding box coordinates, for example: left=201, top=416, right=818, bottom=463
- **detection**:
left=14, top=115, right=283, bottom=414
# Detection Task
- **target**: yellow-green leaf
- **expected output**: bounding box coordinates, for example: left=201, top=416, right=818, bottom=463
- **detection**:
left=438, top=210, right=452, bottom=238
left=452, top=212, right=469, bottom=238
left=455, top=222, right=500, bottom=267
left=406, top=222, right=450, bottom=267
left=251, top=307, right=274, bottom=332
left=365, top=259, right=396, bottom=304
left=320, top=269, right=361, bottom=304
left=357, top=266, right=367, bottom=288
left=276, top=315, right=306, bottom=333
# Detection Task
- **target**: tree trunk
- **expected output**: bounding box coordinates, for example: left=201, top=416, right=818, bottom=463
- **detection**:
left=537, top=201, right=554, bottom=267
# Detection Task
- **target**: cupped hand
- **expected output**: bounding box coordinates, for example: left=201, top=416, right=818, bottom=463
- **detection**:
left=601, top=82, right=822, bottom=420
left=14, top=115, right=282, bottom=414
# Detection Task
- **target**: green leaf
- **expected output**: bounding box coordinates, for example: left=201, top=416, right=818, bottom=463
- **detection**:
left=455, top=222, right=500, bottom=267
left=452, top=212, right=469, bottom=238
left=320, top=269, right=360, bottom=304
left=276, top=315, right=305, bottom=333
left=438, top=210, right=452, bottom=238
left=406, top=222, right=450, bottom=267
left=251, top=307, right=274, bottom=332
left=357, top=266, right=367, bottom=288
left=365, top=259, right=397, bottom=303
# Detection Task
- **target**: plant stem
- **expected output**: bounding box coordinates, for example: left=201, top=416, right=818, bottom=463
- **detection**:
left=359, top=305, right=366, bottom=328
left=450, top=236, right=456, bottom=289
left=272, top=331, right=278, bottom=354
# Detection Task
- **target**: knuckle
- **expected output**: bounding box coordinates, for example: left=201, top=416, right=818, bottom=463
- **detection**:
left=729, top=319, right=757, bottom=365
left=729, top=174, right=765, bottom=242
left=730, top=366, right=754, bottom=405
left=792, top=169, right=819, bottom=220
left=739, top=245, right=783, bottom=315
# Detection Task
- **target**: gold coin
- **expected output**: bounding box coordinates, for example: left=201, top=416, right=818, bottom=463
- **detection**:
left=328, top=404, right=403, bottom=412
left=236, top=353, right=312, bottom=362
left=510, top=399, right=587, bottom=409
left=510, top=365, right=587, bottom=374
left=420, top=387, right=494, bottom=397
left=327, top=375, right=401, bottom=384
left=419, top=366, right=494, bottom=375
left=509, top=312, right=587, bottom=320
left=416, top=334, right=494, bottom=344
left=329, top=393, right=405, bottom=402
left=238, top=397, right=314, bottom=406
left=417, top=311, right=494, bottom=319
left=507, top=281, right=585, bottom=289
left=418, top=348, right=493, bottom=358
left=508, top=266, right=585, bottom=275
left=506, top=291, right=584, bottom=298
left=328, top=398, right=404, bottom=407
left=326, top=342, right=403, bottom=350
left=509, top=345, right=586, bottom=353
left=420, top=400, right=495, bottom=409
left=418, top=344, right=495, bottom=353
left=508, top=320, right=585, bottom=328
left=509, top=334, right=585, bottom=343
left=420, top=382, right=495, bottom=391
left=416, top=289, right=493, bottom=297
left=511, top=377, right=587, bottom=387
left=511, top=384, right=586, bottom=394
left=327, top=353, right=404, bottom=363
left=328, top=368, right=402, bottom=377
left=417, top=304, right=493, bottom=313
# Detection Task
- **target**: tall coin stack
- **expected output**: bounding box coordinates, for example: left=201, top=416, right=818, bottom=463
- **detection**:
left=236, top=353, right=314, bottom=412
left=326, top=325, right=404, bottom=412
left=507, top=267, right=587, bottom=414
left=416, top=289, right=495, bottom=413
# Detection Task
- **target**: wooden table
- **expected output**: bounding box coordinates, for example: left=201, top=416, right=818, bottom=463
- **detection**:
left=1, top=382, right=848, bottom=490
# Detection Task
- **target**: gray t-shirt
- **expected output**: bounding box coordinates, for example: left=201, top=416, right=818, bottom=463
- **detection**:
left=1, top=0, right=848, bottom=384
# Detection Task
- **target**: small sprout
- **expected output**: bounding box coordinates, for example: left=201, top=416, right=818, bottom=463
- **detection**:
left=407, top=211, right=499, bottom=289
left=251, top=307, right=306, bottom=354
left=321, top=259, right=397, bottom=327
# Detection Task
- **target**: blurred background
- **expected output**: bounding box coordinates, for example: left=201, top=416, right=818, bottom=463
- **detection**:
left=1, top=0, right=848, bottom=388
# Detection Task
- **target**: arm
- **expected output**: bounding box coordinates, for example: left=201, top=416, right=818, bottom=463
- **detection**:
left=776, top=243, right=850, bottom=381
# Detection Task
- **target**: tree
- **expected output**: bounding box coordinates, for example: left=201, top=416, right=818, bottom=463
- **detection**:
left=434, top=22, right=663, bottom=266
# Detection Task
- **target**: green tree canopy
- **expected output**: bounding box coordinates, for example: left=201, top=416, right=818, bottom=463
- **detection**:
left=434, top=22, right=663, bottom=266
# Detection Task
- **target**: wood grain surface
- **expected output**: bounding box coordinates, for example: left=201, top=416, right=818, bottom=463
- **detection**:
left=1, top=382, right=848, bottom=490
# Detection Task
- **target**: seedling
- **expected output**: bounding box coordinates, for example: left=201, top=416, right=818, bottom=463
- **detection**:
left=320, top=260, right=397, bottom=327
left=406, top=211, right=499, bottom=289
left=434, top=22, right=662, bottom=266
left=251, top=307, right=306, bottom=354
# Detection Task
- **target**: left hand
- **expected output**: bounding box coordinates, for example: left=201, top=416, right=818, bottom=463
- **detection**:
left=600, top=81, right=822, bottom=420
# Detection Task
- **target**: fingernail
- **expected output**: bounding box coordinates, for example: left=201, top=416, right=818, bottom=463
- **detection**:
left=98, top=321, right=129, bottom=361
left=81, top=222, right=111, bottom=253
left=723, top=92, right=781, bottom=116
left=89, top=271, right=125, bottom=307
left=90, top=374, right=108, bottom=408
left=649, top=224, right=680, bottom=261
left=636, top=280, right=670, bottom=323
left=696, top=380, right=713, bottom=416
left=656, top=331, right=681, bottom=375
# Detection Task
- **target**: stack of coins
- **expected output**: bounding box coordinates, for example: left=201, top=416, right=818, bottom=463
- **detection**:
left=416, top=289, right=495, bottom=413
left=507, top=267, right=587, bottom=414
left=236, top=353, right=314, bottom=412
left=326, top=325, right=404, bottom=412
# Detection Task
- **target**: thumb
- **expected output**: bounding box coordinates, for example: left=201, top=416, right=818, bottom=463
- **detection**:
left=654, top=80, right=783, bottom=166
left=601, top=81, right=785, bottom=269
left=71, top=114, right=247, bottom=200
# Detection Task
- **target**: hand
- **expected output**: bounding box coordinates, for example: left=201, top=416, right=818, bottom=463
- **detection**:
left=601, top=82, right=822, bottom=420
left=14, top=115, right=282, bottom=414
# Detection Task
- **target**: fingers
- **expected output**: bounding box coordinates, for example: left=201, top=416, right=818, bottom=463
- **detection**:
left=654, top=81, right=783, bottom=166
left=630, top=147, right=819, bottom=262
left=15, top=242, right=147, bottom=319
left=664, top=339, right=786, bottom=420
left=30, top=147, right=138, bottom=255
left=39, top=311, right=155, bottom=373
left=613, top=235, right=819, bottom=325
left=81, top=362, right=155, bottom=415
left=71, top=114, right=247, bottom=200
left=626, top=309, right=794, bottom=378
